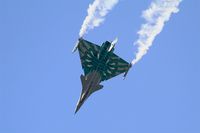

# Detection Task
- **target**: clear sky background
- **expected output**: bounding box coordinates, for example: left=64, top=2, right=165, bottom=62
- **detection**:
left=0, top=0, right=200, bottom=133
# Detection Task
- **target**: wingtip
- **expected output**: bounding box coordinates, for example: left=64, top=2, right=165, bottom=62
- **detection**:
left=72, top=39, right=80, bottom=53
left=123, top=63, right=132, bottom=79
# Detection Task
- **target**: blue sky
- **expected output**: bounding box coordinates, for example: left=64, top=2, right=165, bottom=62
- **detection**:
left=0, top=0, right=200, bottom=133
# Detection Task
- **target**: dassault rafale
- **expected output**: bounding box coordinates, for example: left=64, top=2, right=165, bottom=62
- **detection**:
left=72, top=38, right=132, bottom=113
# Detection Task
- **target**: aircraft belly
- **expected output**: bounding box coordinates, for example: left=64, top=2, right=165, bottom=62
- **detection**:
left=85, top=71, right=101, bottom=86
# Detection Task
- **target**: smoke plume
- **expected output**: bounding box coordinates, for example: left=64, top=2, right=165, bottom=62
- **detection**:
left=131, top=0, right=182, bottom=65
left=79, top=0, right=119, bottom=37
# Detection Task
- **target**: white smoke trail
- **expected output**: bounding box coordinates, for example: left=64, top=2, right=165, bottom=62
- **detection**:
left=79, top=0, right=119, bottom=37
left=131, top=0, right=182, bottom=65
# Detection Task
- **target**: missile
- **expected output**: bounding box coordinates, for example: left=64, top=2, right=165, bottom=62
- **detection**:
left=72, top=37, right=83, bottom=53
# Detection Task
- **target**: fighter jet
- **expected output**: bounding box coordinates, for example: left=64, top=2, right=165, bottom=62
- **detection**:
left=73, top=38, right=132, bottom=113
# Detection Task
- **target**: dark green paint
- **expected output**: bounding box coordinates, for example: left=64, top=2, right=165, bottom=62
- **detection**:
left=78, top=38, right=130, bottom=81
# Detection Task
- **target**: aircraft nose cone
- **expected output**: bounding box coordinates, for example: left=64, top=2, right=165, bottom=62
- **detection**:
left=74, top=107, right=79, bottom=114
left=74, top=94, right=85, bottom=114
left=75, top=101, right=82, bottom=114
